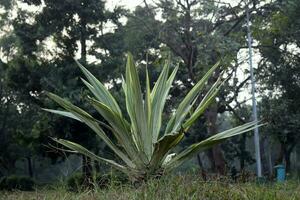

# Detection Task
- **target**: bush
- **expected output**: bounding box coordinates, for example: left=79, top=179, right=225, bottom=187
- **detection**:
left=109, top=170, right=128, bottom=185
left=67, top=172, right=128, bottom=192
left=67, top=173, right=109, bottom=192
left=46, top=54, right=257, bottom=182
left=67, top=173, right=84, bottom=191
left=0, top=175, right=35, bottom=191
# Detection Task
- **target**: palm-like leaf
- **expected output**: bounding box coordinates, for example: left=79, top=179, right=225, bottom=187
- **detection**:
left=45, top=53, right=258, bottom=180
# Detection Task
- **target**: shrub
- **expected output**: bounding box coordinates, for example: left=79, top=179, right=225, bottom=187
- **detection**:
left=67, top=172, right=128, bottom=191
left=45, top=53, right=259, bottom=182
left=67, top=173, right=91, bottom=192
left=0, top=175, right=35, bottom=191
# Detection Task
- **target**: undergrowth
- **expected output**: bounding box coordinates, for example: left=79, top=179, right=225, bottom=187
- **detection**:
left=1, top=175, right=299, bottom=200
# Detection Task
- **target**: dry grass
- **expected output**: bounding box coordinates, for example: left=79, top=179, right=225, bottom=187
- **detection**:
left=1, top=175, right=300, bottom=200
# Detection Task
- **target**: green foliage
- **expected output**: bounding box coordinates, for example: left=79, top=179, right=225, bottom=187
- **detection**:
left=253, top=0, right=300, bottom=170
left=0, top=175, right=35, bottom=191
left=260, top=97, right=300, bottom=170
left=0, top=0, right=127, bottom=172
left=122, top=6, right=160, bottom=59
left=45, top=54, right=258, bottom=181
left=66, top=173, right=107, bottom=192
left=261, top=98, right=300, bottom=144
left=1, top=176, right=300, bottom=199
left=220, top=106, right=255, bottom=167
left=67, top=171, right=128, bottom=192
left=3, top=0, right=291, bottom=181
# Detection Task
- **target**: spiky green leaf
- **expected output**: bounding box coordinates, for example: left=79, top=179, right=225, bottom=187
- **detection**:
left=165, top=61, right=221, bottom=135
left=164, top=121, right=261, bottom=171
left=53, top=138, right=128, bottom=173
left=46, top=92, right=135, bottom=168
left=75, top=60, right=122, bottom=115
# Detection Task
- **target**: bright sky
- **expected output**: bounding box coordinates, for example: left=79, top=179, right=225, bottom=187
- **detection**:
left=107, top=0, right=240, bottom=10
left=107, top=0, right=143, bottom=9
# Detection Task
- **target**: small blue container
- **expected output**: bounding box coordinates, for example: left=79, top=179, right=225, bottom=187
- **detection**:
left=274, top=164, right=286, bottom=182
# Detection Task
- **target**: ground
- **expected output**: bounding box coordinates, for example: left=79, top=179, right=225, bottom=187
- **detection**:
left=1, top=175, right=300, bottom=200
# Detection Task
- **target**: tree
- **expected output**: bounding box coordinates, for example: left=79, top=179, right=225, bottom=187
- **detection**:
left=137, top=0, right=269, bottom=174
left=260, top=98, right=300, bottom=172
left=0, top=0, right=126, bottom=179
left=253, top=0, right=300, bottom=172
left=223, top=105, right=255, bottom=171
left=0, top=61, right=17, bottom=176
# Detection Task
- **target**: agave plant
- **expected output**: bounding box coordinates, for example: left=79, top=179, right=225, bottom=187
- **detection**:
left=44, top=53, right=258, bottom=181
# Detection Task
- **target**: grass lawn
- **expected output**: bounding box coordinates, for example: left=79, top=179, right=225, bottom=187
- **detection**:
left=1, top=175, right=299, bottom=200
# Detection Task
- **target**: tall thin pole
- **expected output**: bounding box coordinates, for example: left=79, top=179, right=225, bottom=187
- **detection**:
left=246, top=4, right=262, bottom=177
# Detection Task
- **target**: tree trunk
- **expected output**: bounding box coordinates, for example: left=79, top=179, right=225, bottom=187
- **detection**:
left=260, top=136, right=269, bottom=175
left=80, top=17, right=87, bottom=63
left=277, top=143, right=284, bottom=164
left=239, top=134, right=246, bottom=170
left=205, top=103, right=226, bottom=175
left=277, top=143, right=292, bottom=172
left=266, top=138, right=273, bottom=177
left=285, top=150, right=291, bottom=173
left=196, top=154, right=207, bottom=180
left=196, top=154, right=202, bottom=168
left=0, top=100, right=10, bottom=140
left=26, top=156, right=33, bottom=178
